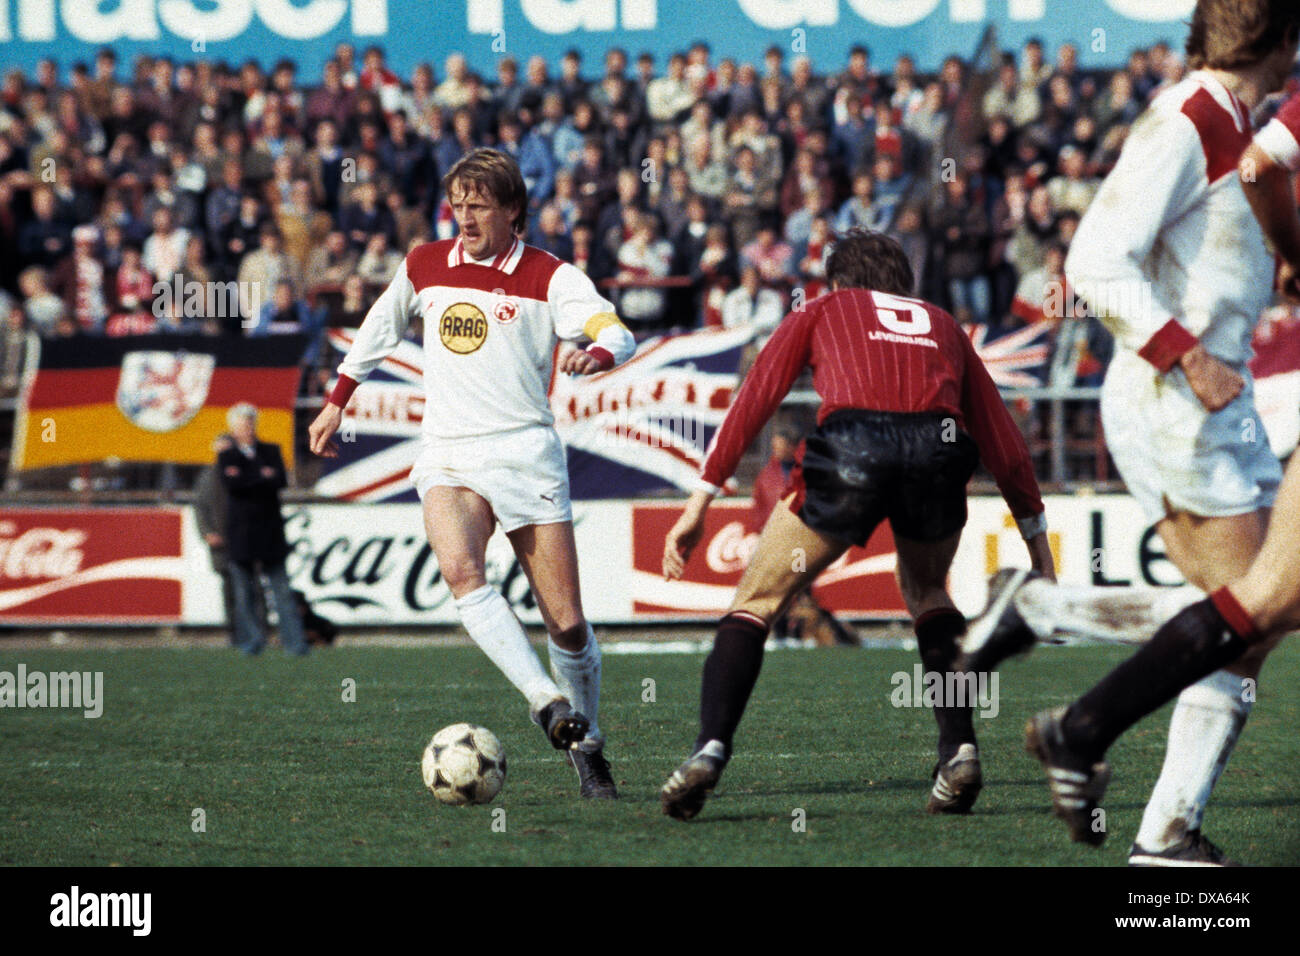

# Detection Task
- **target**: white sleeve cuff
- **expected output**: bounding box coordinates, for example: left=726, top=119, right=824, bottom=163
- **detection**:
left=1255, top=117, right=1300, bottom=173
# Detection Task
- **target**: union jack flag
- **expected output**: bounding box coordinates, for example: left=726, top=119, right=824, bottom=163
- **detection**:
left=966, top=320, right=1054, bottom=388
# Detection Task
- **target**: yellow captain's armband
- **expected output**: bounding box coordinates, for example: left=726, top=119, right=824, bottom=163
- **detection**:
left=583, top=312, right=624, bottom=340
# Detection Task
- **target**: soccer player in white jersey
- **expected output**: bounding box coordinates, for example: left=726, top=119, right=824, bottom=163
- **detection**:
left=308, top=149, right=636, bottom=798
left=1019, top=85, right=1300, bottom=856
left=962, top=0, right=1300, bottom=865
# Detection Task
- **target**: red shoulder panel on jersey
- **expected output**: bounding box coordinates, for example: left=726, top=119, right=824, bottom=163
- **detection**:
left=1180, top=86, right=1252, bottom=184
left=405, top=239, right=563, bottom=301
left=1275, top=92, right=1300, bottom=143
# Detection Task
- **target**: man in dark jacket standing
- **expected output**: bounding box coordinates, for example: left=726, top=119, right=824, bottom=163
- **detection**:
left=219, top=403, right=308, bottom=656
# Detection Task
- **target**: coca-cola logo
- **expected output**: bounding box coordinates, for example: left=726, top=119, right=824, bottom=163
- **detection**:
left=283, top=509, right=538, bottom=615
left=0, top=522, right=87, bottom=580
left=704, top=521, right=759, bottom=575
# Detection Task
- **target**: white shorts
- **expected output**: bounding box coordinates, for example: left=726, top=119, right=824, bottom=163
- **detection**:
left=409, top=426, right=572, bottom=533
left=1101, top=352, right=1282, bottom=526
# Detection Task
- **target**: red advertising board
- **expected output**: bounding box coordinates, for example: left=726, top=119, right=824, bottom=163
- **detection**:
left=0, top=509, right=185, bottom=623
left=630, top=502, right=906, bottom=618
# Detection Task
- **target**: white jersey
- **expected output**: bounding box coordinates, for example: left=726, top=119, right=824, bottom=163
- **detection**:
left=337, top=236, right=631, bottom=443
left=1066, top=71, right=1270, bottom=371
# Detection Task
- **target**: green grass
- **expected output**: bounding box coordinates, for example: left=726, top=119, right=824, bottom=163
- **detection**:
left=2, top=640, right=1297, bottom=866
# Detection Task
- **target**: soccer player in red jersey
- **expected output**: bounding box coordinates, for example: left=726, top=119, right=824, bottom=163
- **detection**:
left=658, top=230, right=1055, bottom=820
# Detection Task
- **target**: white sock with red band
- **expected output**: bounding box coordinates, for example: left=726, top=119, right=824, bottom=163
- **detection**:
left=548, top=625, right=604, bottom=752
left=1134, top=668, right=1251, bottom=851
left=455, top=584, right=560, bottom=715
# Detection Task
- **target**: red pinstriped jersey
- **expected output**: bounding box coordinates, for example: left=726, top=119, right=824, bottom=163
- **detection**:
left=699, top=288, right=1045, bottom=519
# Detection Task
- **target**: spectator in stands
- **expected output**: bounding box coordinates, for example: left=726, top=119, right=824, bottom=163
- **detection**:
left=276, top=178, right=333, bottom=273
left=1007, top=184, right=1057, bottom=279
left=887, top=203, right=929, bottom=298
left=381, top=109, right=438, bottom=210
left=18, top=186, right=72, bottom=270
left=741, top=224, right=794, bottom=285
left=779, top=148, right=834, bottom=220
left=558, top=48, right=589, bottom=111
left=142, top=206, right=189, bottom=287
left=720, top=263, right=785, bottom=341
left=784, top=189, right=826, bottom=247
left=657, top=166, right=696, bottom=239
left=796, top=215, right=833, bottom=299
left=573, top=136, right=616, bottom=226
left=327, top=273, right=371, bottom=328
left=837, top=170, right=885, bottom=233
left=305, top=230, right=358, bottom=299
left=550, top=168, right=581, bottom=232
left=433, top=53, right=472, bottom=110
left=723, top=144, right=779, bottom=250
left=934, top=171, right=992, bottom=325
left=51, top=225, right=108, bottom=334
left=647, top=52, right=696, bottom=125
left=237, top=223, right=300, bottom=325
left=1046, top=144, right=1100, bottom=215
left=616, top=212, right=673, bottom=330
left=983, top=56, right=1042, bottom=129
left=338, top=179, right=396, bottom=252
left=355, top=232, right=403, bottom=285
left=595, top=167, right=648, bottom=242
left=551, top=98, right=600, bottom=171
left=532, top=203, right=574, bottom=260
left=18, top=266, right=66, bottom=338
left=904, top=82, right=948, bottom=155
left=497, top=110, right=555, bottom=208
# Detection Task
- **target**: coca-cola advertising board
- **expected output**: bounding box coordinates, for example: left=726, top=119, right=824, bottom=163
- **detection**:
left=0, top=495, right=1180, bottom=627
left=0, top=509, right=185, bottom=623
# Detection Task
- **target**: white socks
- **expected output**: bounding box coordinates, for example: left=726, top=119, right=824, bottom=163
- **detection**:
left=455, top=585, right=561, bottom=715
left=1134, top=668, right=1251, bottom=851
left=548, top=624, right=604, bottom=751
left=1014, top=580, right=1204, bottom=645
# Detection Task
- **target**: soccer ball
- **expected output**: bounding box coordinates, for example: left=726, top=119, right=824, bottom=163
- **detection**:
left=421, top=723, right=507, bottom=805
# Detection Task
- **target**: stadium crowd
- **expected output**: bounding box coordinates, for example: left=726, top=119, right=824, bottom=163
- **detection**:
left=0, top=35, right=1215, bottom=482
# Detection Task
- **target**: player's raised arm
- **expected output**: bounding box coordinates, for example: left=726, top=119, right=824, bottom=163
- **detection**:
left=308, top=257, right=418, bottom=457
left=1243, top=94, right=1300, bottom=299
left=550, top=261, right=635, bottom=374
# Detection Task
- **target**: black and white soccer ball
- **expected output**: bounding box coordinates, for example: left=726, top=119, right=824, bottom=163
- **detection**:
left=421, top=723, right=507, bottom=805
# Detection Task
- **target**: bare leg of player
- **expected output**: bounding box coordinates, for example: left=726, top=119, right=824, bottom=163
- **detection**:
left=508, top=520, right=619, bottom=798
left=422, top=488, right=574, bottom=732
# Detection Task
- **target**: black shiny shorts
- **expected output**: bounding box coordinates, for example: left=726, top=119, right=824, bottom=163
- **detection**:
left=795, top=409, right=980, bottom=546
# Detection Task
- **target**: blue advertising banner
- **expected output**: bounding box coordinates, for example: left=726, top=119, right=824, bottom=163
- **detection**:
left=1, top=1, right=1193, bottom=80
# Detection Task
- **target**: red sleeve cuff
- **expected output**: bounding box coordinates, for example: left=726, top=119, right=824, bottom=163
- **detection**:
left=328, top=374, right=360, bottom=408
left=1137, top=319, right=1198, bottom=373
left=585, top=346, right=615, bottom=371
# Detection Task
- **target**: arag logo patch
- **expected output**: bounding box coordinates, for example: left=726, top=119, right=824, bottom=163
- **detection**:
left=439, top=302, right=488, bottom=354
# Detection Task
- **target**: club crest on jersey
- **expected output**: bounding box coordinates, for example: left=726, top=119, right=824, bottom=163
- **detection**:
left=115, top=350, right=215, bottom=433
left=492, top=297, right=520, bottom=324
left=439, top=302, right=489, bottom=354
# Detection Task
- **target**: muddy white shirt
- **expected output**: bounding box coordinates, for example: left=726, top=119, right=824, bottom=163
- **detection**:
left=1066, top=71, right=1270, bottom=372
left=334, top=236, right=633, bottom=443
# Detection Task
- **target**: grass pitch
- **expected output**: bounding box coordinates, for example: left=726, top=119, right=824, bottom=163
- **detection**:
left=2, top=639, right=1298, bottom=866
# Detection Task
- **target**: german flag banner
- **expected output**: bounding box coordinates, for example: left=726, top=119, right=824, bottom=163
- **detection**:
left=11, top=334, right=305, bottom=470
